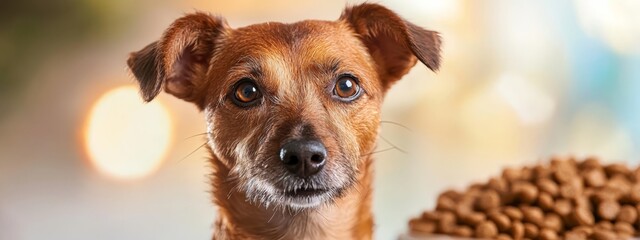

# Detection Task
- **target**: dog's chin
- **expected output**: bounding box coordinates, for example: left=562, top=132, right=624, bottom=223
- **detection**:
left=280, top=188, right=336, bottom=209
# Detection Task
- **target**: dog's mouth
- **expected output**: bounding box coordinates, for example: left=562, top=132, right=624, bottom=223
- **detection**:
left=283, top=187, right=328, bottom=198
left=276, top=185, right=343, bottom=209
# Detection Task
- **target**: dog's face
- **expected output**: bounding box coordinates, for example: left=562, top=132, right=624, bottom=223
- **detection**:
left=127, top=4, right=441, bottom=209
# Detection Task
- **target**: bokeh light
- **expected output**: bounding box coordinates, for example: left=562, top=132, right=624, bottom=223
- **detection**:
left=83, top=85, right=172, bottom=180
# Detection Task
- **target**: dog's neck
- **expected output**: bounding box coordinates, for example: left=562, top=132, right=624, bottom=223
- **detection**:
left=208, top=149, right=374, bottom=239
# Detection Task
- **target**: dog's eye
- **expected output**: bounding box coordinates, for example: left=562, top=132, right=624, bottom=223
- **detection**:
left=232, top=80, right=261, bottom=106
left=333, top=75, right=360, bottom=100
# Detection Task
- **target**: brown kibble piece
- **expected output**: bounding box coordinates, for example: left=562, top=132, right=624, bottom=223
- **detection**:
left=451, top=225, right=473, bottom=237
left=597, top=200, right=620, bottom=220
left=573, top=196, right=591, bottom=209
left=503, top=206, right=523, bottom=221
left=616, top=205, right=638, bottom=223
left=572, top=226, right=593, bottom=235
left=538, top=228, right=558, bottom=240
left=595, top=221, right=613, bottom=230
left=409, top=219, right=436, bottom=233
left=572, top=207, right=595, bottom=226
left=436, top=195, right=456, bottom=212
left=592, top=228, right=617, bottom=240
left=553, top=164, right=576, bottom=184
left=583, top=169, right=607, bottom=187
left=559, top=178, right=583, bottom=199
left=537, top=192, right=554, bottom=211
left=543, top=213, right=563, bottom=232
left=510, top=221, right=524, bottom=240
left=522, top=207, right=544, bottom=226
left=523, top=223, right=539, bottom=239
left=440, top=189, right=462, bottom=201
left=580, top=156, right=601, bottom=169
left=512, top=182, right=539, bottom=203
left=488, top=212, right=511, bottom=232
left=628, top=184, right=640, bottom=203
left=536, top=178, right=559, bottom=197
left=421, top=211, right=439, bottom=221
left=437, top=212, right=456, bottom=234
left=476, top=190, right=501, bottom=211
left=564, top=231, right=587, bottom=240
left=613, top=221, right=634, bottom=235
left=475, top=221, right=498, bottom=238
left=458, top=211, right=486, bottom=226
left=553, top=199, right=572, bottom=216
left=503, top=167, right=522, bottom=181
left=607, top=175, right=632, bottom=194
left=496, top=233, right=513, bottom=240
left=605, top=163, right=631, bottom=177
left=488, top=177, right=508, bottom=193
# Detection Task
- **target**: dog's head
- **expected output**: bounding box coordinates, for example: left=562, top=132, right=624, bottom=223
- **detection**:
left=127, top=3, right=441, bottom=209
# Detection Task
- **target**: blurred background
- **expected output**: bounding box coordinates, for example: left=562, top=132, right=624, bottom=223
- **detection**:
left=1, top=0, right=639, bottom=239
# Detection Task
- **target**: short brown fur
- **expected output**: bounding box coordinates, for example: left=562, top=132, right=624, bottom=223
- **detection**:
left=127, top=3, right=441, bottom=239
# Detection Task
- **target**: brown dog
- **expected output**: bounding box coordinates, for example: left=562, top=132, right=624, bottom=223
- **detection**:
left=127, top=3, right=441, bottom=239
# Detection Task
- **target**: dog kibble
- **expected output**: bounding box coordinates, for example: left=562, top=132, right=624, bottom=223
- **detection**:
left=571, top=226, right=593, bottom=236
left=503, top=206, right=523, bottom=221
left=539, top=228, right=559, bottom=240
left=537, top=178, right=560, bottom=197
left=523, top=223, right=539, bottom=239
left=488, top=212, right=511, bottom=231
left=409, top=219, right=436, bottom=233
left=537, top=192, right=554, bottom=211
left=475, top=221, right=498, bottom=238
left=495, top=234, right=512, bottom=240
left=614, top=222, right=635, bottom=235
left=564, top=231, right=587, bottom=240
left=543, top=213, right=563, bottom=232
left=553, top=199, right=572, bottom=217
left=522, top=207, right=544, bottom=226
left=584, top=169, right=606, bottom=187
left=459, top=211, right=486, bottom=226
left=408, top=157, right=640, bottom=239
left=452, top=225, right=473, bottom=237
left=510, top=221, right=524, bottom=240
left=591, top=228, right=617, bottom=240
left=595, top=221, right=613, bottom=231
left=512, top=182, right=539, bottom=204
left=438, top=212, right=456, bottom=234
left=597, top=200, right=620, bottom=220
left=436, top=196, right=457, bottom=212
left=572, top=207, right=595, bottom=226
left=617, top=205, right=638, bottom=223
left=476, top=190, right=501, bottom=211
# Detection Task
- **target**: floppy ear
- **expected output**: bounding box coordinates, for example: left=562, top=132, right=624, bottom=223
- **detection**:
left=340, top=3, right=442, bottom=87
left=127, top=12, right=229, bottom=106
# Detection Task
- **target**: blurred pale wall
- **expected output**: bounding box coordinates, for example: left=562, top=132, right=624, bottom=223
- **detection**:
left=1, top=0, right=639, bottom=239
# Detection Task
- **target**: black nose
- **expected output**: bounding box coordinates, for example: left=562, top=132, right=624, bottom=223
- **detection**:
left=279, top=140, right=327, bottom=178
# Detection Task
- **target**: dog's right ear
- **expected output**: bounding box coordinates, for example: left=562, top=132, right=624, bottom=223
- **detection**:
left=127, top=12, right=229, bottom=107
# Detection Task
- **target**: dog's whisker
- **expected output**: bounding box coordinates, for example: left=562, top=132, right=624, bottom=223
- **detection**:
left=378, top=135, right=408, bottom=154
left=380, top=120, right=413, bottom=132
left=178, top=141, right=208, bottom=163
left=360, top=147, right=396, bottom=157
left=267, top=208, right=278, bottom=223
left=183, top=132, right=209, bottom=140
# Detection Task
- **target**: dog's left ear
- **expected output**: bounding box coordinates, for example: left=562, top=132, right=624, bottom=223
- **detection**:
left=127, top=12, right=229, bottom=108
left=340, top=3, right=442, bottom=87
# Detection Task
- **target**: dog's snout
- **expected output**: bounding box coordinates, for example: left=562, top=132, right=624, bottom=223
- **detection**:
left=279, top=140, right=327, bottom=178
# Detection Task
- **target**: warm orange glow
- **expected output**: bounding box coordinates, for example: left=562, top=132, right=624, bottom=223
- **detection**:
left=84, top=85, right=172, bottom=180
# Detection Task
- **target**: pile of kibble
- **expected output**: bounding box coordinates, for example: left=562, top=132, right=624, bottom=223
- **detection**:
left=408, top=157, right=640, bottom=240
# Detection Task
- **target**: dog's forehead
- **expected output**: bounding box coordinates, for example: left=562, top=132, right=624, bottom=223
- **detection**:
left=233, top=20, right=351, bottom=48
left=220, top=20, right=377, bottom=91
left=227, top=20, right=372, bottom=68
